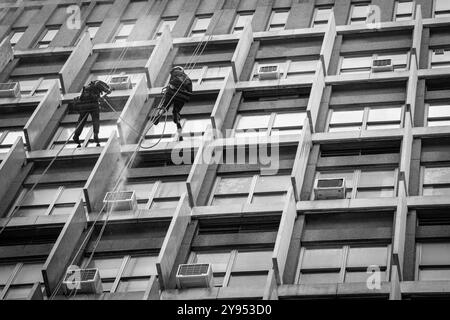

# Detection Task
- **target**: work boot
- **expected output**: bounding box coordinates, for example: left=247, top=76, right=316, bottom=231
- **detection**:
left=73, top=135, right=81, bottom=147
left=178, top=136, right=184, bottom=142
left=94, top=134, right=100, bottom=147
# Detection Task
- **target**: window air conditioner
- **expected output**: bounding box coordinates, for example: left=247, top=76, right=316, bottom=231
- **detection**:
left=176, top=263, right=213, bottom=289
left=313, top=178, right=346, bottom=200
left=372, top=59, right=394, bottom=72
left=62, top=268, right=103, bottom=294
left=257, top=65, right=280, bottom=80
left=434, top=48, right=445, bottom=55
left=103, top=191, right=137, bottom=211
left=108, top=75, right=132, bottom=90
left=0, top=82, right=21, bottom=98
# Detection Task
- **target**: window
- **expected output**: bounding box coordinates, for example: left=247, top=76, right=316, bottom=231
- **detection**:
left=349, top=4, right=370, bottom=25
left=113, top=21, right=136, bottom=43
left=422, top=166, right=450, bottom=196
left=234, top=111, right=306, bottom=138
left=296, top=245, right=390, bottom=284
left=189, top=250, right=272, bottom=288
left=124, top=179, right=186, bottom=212
left=232, top=12, right=253, bottom=34
left=9, top=29, right=25, bottom=47
left=430, top=48, right=450, bottom=69
left=0, top=262, right=44, bottom=300
left=87, top=72, right=147, bottom=88
left=154, top=18, right=177, bottom=39
left=36, top=27, right=59, bottom=48
left=416, top=243, right=450, bottom=280
left=252, top=60, right=318, bottom=81
left=85, top=23, right=101, bottom=39
left=312, top=6, right=333, bottom=27
left=394, top=1, right=414, bottom=21
left=434, top=0, right=450, bottom=18
left=0, top=128, right=25, bottom=153
left=340, top=53, right=408, bottom=74
left=168, top=65, right=230, bottom=87
left=12, top=77, right=62, bottom=97
left=50, top=122, right=118, bottom=150
left=427, top=104, right=450, bottom=126
left=145, top=117, right=211, bottom=143
left=267, top=10, right=289, bottom=31
left=83, top=254, right=157, bottom=293
left=313, top=169, right=397, bottom=200
left=327, top=106, right=403, bottom=132
left=7, top=185, right=84, bottom=217
left=190, top=15, right=212, bottom=37
left=209, top=174, right=291, bottom=206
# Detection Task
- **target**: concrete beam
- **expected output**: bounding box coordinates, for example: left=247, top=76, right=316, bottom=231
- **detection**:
left=117, top=75, right=148, bottom=144
left=392, top=182, right=408, bottom=281
left=211, top=70, right=235, bottom=132
left=0, top=36, right=13, bottom=73
left=412, top=6, right=423, bottom=67
left=272, top=187, right=296, bottom=285
left=23, top=80, right=61, bottom=151
left=231, top=22, right=253, bottom=81
left=291, top=118, right=312, bottom=201
left=0, top=138, right=26, bottom=218
left=157, top=193, right=191, bottom=290
left=146, top=26, right=172, bottom=87
left=263, top=269, right=278, bottom=300
left=42, top=198, right=87, bottom=297
left=59, top=31, right=93, bottom=94
left=319, top=12, right=336, bottom=76
left=83, top=132, right=123, bottom=213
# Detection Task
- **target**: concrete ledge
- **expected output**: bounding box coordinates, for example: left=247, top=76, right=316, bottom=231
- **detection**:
left=401, top=281, right=450, bottom=295
left=278, top=282, right=390, bottom=298
left=298, top=198, right=398, bottom=213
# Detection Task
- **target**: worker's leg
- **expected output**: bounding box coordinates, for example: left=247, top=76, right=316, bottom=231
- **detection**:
left=173, top=100, right=184, bottom=141
left=91, top=110, right=100, bottom=146
left=73, top=112, right=88, bottom=146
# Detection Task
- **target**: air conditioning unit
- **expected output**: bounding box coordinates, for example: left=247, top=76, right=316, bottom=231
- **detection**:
left=434, top=48, right=446, bottom=55
left=314, top=178, right=346, bottom=200
left=108, top=75, right=132, bottom=90
left=62, top=268, right=103, bottom=294
left=372, top=59, right=393, bottom=72
left=257, top=65, right=280, bottom=80
left=0, top=82, right=21, bottom=98
left=176, top=263, right=213, bottom=289
left=103, top=191, right=137, bottom=211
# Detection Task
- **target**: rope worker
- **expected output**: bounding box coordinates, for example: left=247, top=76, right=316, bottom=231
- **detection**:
left=154, top=66, right=193, bottom=141
left=72, top=80, right=111, bottom=147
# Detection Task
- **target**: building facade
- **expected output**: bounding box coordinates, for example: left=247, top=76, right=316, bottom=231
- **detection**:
left=0, top=0, right=449, bottom=300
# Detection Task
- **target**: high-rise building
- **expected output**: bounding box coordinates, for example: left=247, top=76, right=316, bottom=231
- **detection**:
left=0, top=0, right=449, bottom=301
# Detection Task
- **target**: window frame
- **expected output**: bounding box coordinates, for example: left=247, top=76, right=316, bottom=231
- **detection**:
left=9, top=28, right=26, bottom=47
left=232, top=11, right=254, bottom=34
left=267, top=9, right=290, bottom=31
left=312, top=168, right=399, bottom=200
left=0, top=261, right=45, bottom=300
left=433, top=0, right=450, bottom=18
left=154, top=17, right=177, bottom=39
left=339, top=52, right=410, bottom=75
left=429, top=48, right=450, bottom=69
left=35, top=26, right=60, bottom=49
left=393, top=0, right=415, bottom=21
left=295, top=244, right=391, bottom=285
left=251, top=59, right=318, bottom=81
left=425, top=102, right=450, bottom=127
left=326, top=105, right=405, bottom=133
left=0, top=128, right=25, bottom=154
left=112, top=20, right=136, bottom=43
left=348, top=3, right=371, bottom=25
left=311, top=6, right=333, bottom=27
left=189, top=15, right=212, bottom=37
left=415, top=242, right=450, bottom=281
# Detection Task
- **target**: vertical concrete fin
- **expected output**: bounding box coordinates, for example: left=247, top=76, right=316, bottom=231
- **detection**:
left=306, top=62, right=325, bottom=133
left=118, top=74, right=148, bottom=144
left=319, top=12, right=336, bottom=76
left=0, top=137, right=26, bottom=218
left=0, top=36, right=13, bottom=73
left=156, top=193, right=191, bottom=290
left=263, top=269, right=279, bottom=300
left=42, top=198, right=87, bottom=297
left=392, top=182, right=408, bottom=281
left=389, top=264, right=402, bottom=300
left=400, top=109, right=413, bottom=194
left=407, top=48, right=419, bottom=118
left=211, top=70, right=236, bottom=132
left=83, top=131, right=123, bottom=213
left=59, top=31, right=93, bottom=93
left=27, top=282, right=44, bottom=300
left=272, top=187, right=296, bottom=285
left=23, top=80, right=61, bottom=151
left=412, top=5, right=422, bottom=69
left=231, top=22, right=253, bottom=81
left=146, top=26, right=173, bottom=87
left=291, top=118, right=312, bottom=201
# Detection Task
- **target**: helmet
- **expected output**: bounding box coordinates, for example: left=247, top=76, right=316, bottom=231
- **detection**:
left=171, top=66, right=184, bottom=72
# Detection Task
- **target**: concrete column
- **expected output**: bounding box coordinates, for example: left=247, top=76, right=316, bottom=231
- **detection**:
left=171, top=0, right=202, bottom=38
left=285, top=0, right=314, bottom=29
left=128, top=0, right=168, bottom=41
left=93, top=0, right=130, bottom=45
left=333, top=0, right=351, bottom=26
left=252, top=0, right=274, bottom=32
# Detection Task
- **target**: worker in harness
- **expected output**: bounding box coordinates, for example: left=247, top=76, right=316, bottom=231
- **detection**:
left=72, top=80, right=111, bottom=147
left=154, top=66, right=193, bottom=141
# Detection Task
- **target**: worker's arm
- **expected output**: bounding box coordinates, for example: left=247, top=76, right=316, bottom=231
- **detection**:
left=184, top=78, right=193, bottom=93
